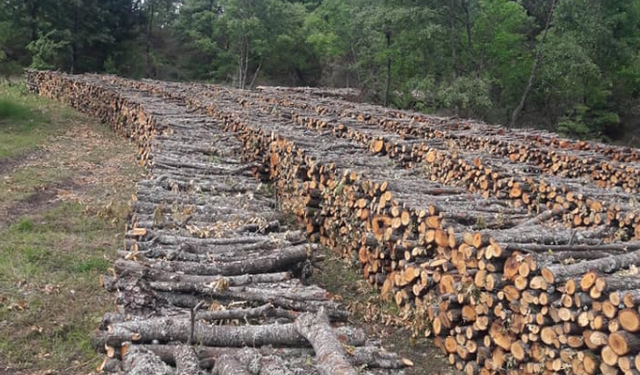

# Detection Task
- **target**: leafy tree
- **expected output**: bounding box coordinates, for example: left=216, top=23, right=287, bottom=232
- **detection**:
left=3, top=0, right=640, bottom=142
left=27, top=30, right=70, bottom=70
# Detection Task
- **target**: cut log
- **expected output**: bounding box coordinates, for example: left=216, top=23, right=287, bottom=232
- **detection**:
left=212, top=354, right=251, bottom=375
left=541, top=250, right=640, bottom=284
left=122, top=346, right=174, bottom=375
left=294, top=308, right=357, bottom=375
left=609, top=331, right=640, bottom=356
left=174, top=346, right=201, bottom=375
left=99, top=318, right=365, bottom=348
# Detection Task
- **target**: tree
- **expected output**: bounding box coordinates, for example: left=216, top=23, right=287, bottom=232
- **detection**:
left=509, top=0, right=555, bottom=128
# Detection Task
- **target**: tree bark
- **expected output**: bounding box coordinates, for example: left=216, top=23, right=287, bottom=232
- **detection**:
left=128, top=244, right=310, bottom=276
left=541, top=249, right=640, bottom=284
left=124, top=344, right=409, bottom=370
left=123, top=346, right=174, bottom=375
left=98, top=318, right=365, bottom=348
left=174, top=346, right=202, bottom=375
left=113, top=259, right=291, bottom=286
left=383, top=29, right=392, bottom=107
left=213, top=354, right=251, bottom=375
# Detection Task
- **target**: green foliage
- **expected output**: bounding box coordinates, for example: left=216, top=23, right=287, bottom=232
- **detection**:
left=12, top=218, right=35, bottom=233
left=68, top=257, right=111, bottom=273
left=473, top=0, right=533, bottom=108
left=0, top=21, right=9, bottom=63
left=0, top=99, right=32, bottom=122
left=2, top=0, right=640, bottom=141
left=558, top=104, right=620, bottom=139
left=27, top=31, right=70, bottom=70
left=436, top=76, right=493, bottom=117
left=103, top=56, right=117, bottom=74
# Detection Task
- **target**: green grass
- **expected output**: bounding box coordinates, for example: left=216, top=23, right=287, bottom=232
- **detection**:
left=0, top=204, right=123, bottom=370
left=0, top=97, right=38, bottom=121
left=0, top=79, right=79, bottom=160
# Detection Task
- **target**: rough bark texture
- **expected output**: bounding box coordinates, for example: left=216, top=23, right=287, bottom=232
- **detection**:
left=174, top=346, right=202, bottom=375
left=123, top=346, right=174, bottom=375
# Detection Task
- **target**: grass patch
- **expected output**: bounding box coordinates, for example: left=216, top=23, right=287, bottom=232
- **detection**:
left=0, top=79, right=79, bottom=160
left=0, top=166, right=71, bottom=204
left=0, top=205, right=130, bottom=372
left=13, top=217, right=35, bottom=232
left=0, top=97, right=37, bottom=121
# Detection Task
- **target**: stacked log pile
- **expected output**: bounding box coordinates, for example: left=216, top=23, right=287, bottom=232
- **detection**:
left=26, top=70, right=411, bottom=375
left=27, top=70, right=640, bottom=375
left=256, top=86, right=362, bottom=101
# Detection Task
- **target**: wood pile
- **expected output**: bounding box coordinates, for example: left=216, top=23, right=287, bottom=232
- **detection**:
left=26, top=70, right=411, bottom=375
left=27, top=70, right=640, bottom=375
left=256, top=86, right=362, bottom=101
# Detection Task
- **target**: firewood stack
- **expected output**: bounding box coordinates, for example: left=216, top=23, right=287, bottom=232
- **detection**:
left=27, top=70, right=640, bottom=375
left=26, top=70, right=411, bottom=375
left=256, top=86, right=362, bottom=101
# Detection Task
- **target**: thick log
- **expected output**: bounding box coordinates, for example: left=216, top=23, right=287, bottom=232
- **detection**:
left=133, top=344, right=409, bottom=370
left=294, top=308, right=357, bottom=375
left=114, top=259, right=291, bottom=286
left=541, top=250, right=640, bottom=284
left=129, top=244, right=310, bottom=276
left=98, top=318, right=366, bottom=348
left=122, top=346, right=174, bottom=375
left=212, top=354, right=251, bottom=375
left=174, top=346, right=202, bottom=375
left=609, top=331, right=640, bottom=356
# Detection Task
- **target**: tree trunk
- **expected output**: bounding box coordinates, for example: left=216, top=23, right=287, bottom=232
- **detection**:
left=70, top=4, right=78, bottom=74
left=383, top=29, right=392, bottom=107
left=249, top=59, right=262, bottom=89
left=461, top=0, right=476, bottom=72
left=509, top=0, right=557, bottom=128
left=449, top=0, right=458, bottom=79
left=146, top=0, right=155, bottom=78
left=29, top=0, right=39, bottom=43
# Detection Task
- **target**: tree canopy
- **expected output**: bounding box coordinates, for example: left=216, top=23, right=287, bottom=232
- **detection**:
left=2, top=0, right=640, bottom=142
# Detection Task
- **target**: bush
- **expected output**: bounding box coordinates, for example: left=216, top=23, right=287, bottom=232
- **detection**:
left=26, top=31, right=70, bottom=70
left=435, top=76, right=493, bottom=118
left=0, top=98, right=32, bottom=122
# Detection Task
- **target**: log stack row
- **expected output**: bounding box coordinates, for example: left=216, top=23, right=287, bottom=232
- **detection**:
left=215, top=87, right=640, bottom=240
left=109, top=78, right=640, bottom=240
left=26, top=70, right=411, bottom=375
left=27, top=70, right=640, bottom=375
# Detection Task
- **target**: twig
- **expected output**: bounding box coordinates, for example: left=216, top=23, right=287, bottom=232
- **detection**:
left=189, top=301, right=205, bottom=345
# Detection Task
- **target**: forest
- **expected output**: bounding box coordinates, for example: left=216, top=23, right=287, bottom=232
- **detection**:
left=2, top=0, right=640, bottom=143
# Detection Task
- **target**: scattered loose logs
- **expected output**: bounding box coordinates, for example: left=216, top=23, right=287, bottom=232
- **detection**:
left=28, top=70, right=640, bottom=375
left=26, top=70, right=410, bottom=375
